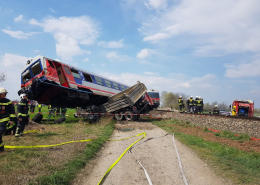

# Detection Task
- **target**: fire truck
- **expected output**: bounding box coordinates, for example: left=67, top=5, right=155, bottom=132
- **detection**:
left=231, top=99, right=254, bottom=117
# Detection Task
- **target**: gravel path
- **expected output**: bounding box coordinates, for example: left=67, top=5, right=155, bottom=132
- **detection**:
left=73, top=121, right=233, bottom=185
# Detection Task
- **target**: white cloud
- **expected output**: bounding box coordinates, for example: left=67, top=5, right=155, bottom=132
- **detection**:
left=144, top=71, right=158, bottom=76
left=137, top=49, right=149, bottom=59
left=82, top=58, right=89, bottom=62
left=1, top=54, right=31, bottom=100
left=139, top=0, right=260, bottom=56
left=144, top=0, right=168, bottom=10
left=225, top=59, right=260, bottom=78
left=106, top=52, right=118, bottom=59
left=50, top=8, right=57, bottom=13
left=14, top=15, right=23, bottom=22
left=29, top=16, right=99, bottom=60
left=2, top=29, right=39, bottom=39
left=98, top=39, right=124, bottom=48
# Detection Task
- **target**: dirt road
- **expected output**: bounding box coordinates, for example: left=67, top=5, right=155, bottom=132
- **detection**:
left=74, top=121, right=233, bottom=185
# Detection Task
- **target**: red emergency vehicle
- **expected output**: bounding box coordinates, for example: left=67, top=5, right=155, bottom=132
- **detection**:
left=232, top=99, right=254, bottom=117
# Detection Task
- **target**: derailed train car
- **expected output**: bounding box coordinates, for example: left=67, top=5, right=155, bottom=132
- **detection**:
left=19, top=55, right=130, bottom=108
left=19, top=55, right=157, bottom=121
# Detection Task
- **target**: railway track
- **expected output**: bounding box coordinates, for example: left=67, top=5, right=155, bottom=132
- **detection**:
left=152, top=109, right=260, bottom=121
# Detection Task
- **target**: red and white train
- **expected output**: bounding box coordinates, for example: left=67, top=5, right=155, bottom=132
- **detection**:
left=19, top=55, right=130, bottom=108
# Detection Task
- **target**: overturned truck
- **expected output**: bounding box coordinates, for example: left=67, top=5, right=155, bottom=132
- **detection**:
left=76, top=82, right=154, bottom=121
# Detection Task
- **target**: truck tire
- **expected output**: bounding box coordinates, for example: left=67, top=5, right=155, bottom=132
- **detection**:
left=125, top=111, right=134, bottom=121
left=53, top=117, right=66, bottom=124
left=115, top=111, right=124, bottom=121
left=32, top=113, right=43, bottom=124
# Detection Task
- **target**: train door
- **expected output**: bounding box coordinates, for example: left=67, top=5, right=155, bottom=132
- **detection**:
left=61, top=65, right=78, bottom=89
left=56, top=66, right=69, bottom=87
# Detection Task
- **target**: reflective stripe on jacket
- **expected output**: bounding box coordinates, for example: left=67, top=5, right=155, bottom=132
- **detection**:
left=17, top=99, right=29, bottom=118
left=0, top=98, right=16, bottom=121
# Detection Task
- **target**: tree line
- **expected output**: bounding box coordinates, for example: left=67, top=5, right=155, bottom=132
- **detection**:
left=160, top=91, right=230, bottom=112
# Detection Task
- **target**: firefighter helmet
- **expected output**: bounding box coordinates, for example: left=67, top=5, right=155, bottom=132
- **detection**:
left=20, top=93, right=28, bottom=99
left=179, top=96, right=182, bottom=98
left=0, top=88, right=8, bottom=94
left=215, top=105, right=218, bottom=108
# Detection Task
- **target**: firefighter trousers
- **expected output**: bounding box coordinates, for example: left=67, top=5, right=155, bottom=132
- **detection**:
left=16, top=116, right=28, bottom=135
left=0, top=121, right=7, bottom=151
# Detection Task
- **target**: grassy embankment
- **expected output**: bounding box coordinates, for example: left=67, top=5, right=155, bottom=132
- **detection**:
left=152, top=119, right=260, bottom=185
left=0, top=112, right=115, bottom=185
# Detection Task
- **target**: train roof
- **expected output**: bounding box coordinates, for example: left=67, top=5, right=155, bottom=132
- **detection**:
left=147, top=89, right=159, bottom=93
left=23, top=55, right=129, bottom=87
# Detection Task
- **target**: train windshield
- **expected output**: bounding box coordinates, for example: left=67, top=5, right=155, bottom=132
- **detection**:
left=22, top=69, right=32, bottom=83
left=31, top=61, right=42, bottom=76
left=148, top=92, right=159, bottom=98
left=22, top=60, right=42, bottom=84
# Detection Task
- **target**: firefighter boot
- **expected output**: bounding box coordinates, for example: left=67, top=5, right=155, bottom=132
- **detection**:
left=0, top=144, right=4, bottom=152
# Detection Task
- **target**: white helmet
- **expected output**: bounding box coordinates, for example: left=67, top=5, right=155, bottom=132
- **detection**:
left=20, top=93, right=28, bottom=99
left=190, top=96, right=193, bottom=98
left=196, top=96, right=198, bottom=98
left=0, top=88, right=8, bottom=94
left=215, top=105, right=218, bottom=108
left=179, top=96, right=182, bottom=98
left=199, top=96, right=201, bottom=99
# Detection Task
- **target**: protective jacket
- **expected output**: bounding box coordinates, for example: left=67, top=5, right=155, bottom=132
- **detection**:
left=17, top=99, right=29, bottom=118
left=197, top=100, right=202, bottom=106
left=178, top=98, right=184, bottom=105
left=189, top=99, right=194, bottom=106
left=213, top=107, right=219, bottom=115
left=0, top=98, right=16, bottom=122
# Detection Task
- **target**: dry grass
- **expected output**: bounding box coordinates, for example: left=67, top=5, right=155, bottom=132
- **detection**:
left=0, top=117, right=113, bottom=185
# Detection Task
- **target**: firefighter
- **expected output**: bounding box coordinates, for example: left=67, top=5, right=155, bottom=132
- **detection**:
left=232, top=105, right=237, bottom=116
left=186, top=98, right=190, bottom=113
left=213, top=105, right=219, bottom=115
left=56, top=107, right=61, bottom=117
left=38, top=104, right=42, bottom=113
left=197, top=97, right=202, bottom=114
left=178, top=96, right=185, bottom=112
left=189, top=96, right=194, bottom=113
left=48, top=105, right=52, bottom=120
left=15, top=93, right=29, bottom=137
left=0, top=88, right=16, bottom=152
left=200, top=97, right=204, bottom=114
left=194, top=96, right=199, bottom=114
left=61, top=108, right=67, bottom=117
left=30, top=101, right=35, bottom=113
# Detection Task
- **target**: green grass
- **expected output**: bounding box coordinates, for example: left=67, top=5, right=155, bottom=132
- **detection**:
left=0, top=116, right=115, bottom=185
left=152, top=119, right=260, bottom=184
left=33, top=120, right=115, bottom=185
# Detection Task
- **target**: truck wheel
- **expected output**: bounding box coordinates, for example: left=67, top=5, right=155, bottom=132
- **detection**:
left=32, top=113, right=43, bottom=124
left=125, top=111, right=134, bottom=121
left=115, top=111, right=124, bottom=121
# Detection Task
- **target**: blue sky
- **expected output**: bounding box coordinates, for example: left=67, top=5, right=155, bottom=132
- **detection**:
left=1, top=0, right=260, bottom=108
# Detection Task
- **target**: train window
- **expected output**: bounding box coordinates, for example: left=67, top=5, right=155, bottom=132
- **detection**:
left=104, top=79, right=112, bottom=88
left=31, top=61, right=42, bottom=76
left=83, top=73, right=93, bottom=82
left=48, top=60, right=55, bottom=68
left=113, top=82, right=120, bottom=90
left=121, top=85, right=125, bottom=91
left=70, top=68, right=81, bottom=79
left=63, top=66, right=71, bottom=75
left=22, top=69, right=32, bottom=83
left=94, top=76, right=104, bottom=86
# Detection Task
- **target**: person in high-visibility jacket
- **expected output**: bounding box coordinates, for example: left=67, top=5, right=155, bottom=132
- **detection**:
left=189, top=96, right=194, bottom=113
left=0, top=88, right=16, bottom=151
left=213, top=105, right=219, bottom=115
left=15, top=93, right=29, bottom=137
left=38, top=104, right=42, bottom=113
left=178, top=96, right=185, bottom=112
left=197, top=97, right=203, bottom=114
left=232, top=105, right=237, bottom=116
left=186, top=98, right=190, bottom=112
